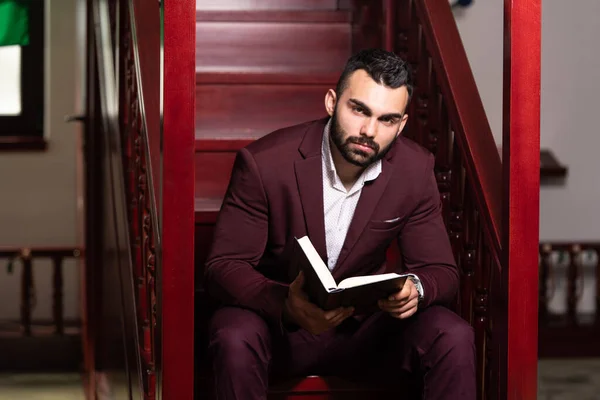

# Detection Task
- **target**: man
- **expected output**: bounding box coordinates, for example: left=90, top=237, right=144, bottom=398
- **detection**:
left=204, top=48, right=475, bottom=400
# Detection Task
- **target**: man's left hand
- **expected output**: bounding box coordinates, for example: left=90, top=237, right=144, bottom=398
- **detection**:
left=378, top=279, right=419, bottom=319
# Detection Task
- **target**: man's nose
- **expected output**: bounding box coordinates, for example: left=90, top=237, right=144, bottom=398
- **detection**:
left=360, top=117, right=378, bottom=137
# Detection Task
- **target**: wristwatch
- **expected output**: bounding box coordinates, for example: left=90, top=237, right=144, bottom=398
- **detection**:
left=406, top=274, right=424, bottom=303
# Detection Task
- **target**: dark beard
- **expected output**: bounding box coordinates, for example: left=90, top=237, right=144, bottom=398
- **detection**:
left=330, top=108, right=396, bottom=167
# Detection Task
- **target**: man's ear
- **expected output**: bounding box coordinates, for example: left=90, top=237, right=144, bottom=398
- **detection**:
left=324, top=89, right=337, bottom=117
left=397, top=114, right=409, bottom=137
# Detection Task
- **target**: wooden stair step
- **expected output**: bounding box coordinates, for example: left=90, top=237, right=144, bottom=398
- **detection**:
left=195, top=197, right=222, bottom=223
left=196, top=0, right=339, bottom=11
left=195, top=137, right=253, bottom=152
left=196, top=12, right=350, bottom=74
left=196, top=70, right=342, bottom=85
left=195, top=83, right=330, bottom=141
left=196, top=10, right=350, bottom=23
left=195, top=151, right=237, bottom=202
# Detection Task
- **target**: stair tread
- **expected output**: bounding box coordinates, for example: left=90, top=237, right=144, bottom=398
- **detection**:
left=196, top=18, right=350, bottom=73
left=195, top=197, right=223, bottom=212
left=196, top=69, right=342, bottom=85
left=195, top=123, right=319, bottom=141
left=196, top=129, right=262, bottom=140
left=196, top=10, right=350, bottom=23
left=196, top=0, right=339, bottom=11
left=195, top=138, right=254, bottom=152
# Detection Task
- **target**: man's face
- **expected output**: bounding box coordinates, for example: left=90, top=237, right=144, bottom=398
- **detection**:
left=327, top=70, right=409, bottom=167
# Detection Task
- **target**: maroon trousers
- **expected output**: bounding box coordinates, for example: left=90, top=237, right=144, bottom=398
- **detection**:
left=208, top=305, right=475, bottom=400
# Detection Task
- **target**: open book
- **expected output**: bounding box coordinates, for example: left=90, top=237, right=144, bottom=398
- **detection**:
left=290, top=236, right=410, bottom=312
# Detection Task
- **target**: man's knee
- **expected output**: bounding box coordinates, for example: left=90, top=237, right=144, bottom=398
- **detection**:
left=429, top=308, right=475, bottom=364
left=410, top=306, right=475, bottom=359
left=208, top=307, right=272, bottom=368
left=442, top=318, right=474, bottom=353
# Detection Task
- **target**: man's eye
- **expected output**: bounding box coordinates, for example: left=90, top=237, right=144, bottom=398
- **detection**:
left=352, top=107, right=364, bottom=114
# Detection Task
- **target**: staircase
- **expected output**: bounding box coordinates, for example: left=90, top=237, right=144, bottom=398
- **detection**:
left=193, top=0, right=504, bottom=398
left=85, top=0, right=540, bottom=398
left=194, top=0, right=354, bottom=222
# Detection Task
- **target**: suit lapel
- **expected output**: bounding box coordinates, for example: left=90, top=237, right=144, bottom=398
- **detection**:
left=294, top=118, right=329, bottom=262
left=332, top=158, right=394, bottom=279
left=295, top=158, right=327, bottom=262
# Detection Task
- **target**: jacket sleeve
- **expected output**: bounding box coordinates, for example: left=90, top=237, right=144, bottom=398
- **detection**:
left=398, top=154, right=459, bottom=308
left=203, top=147, right=289, bottom=325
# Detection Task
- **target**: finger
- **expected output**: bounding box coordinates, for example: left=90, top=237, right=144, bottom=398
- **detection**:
left=379, top=296, right=418, bottom=314
left=395, top=297, right=419, bottom=315
left=323, top=307, right=347, bottom=322
left=290, top=271, right=305, bottom=292
left=397, top=304, right=418, bottom=319
left=387, top=288, right=408, bottom=302
left=378, top=298, right=408, bottom=310
left=378, top=301, right=399, bottom=313
left=328, top=307, right=354, bottom=327
left=391, top=286, right=419, bottom=305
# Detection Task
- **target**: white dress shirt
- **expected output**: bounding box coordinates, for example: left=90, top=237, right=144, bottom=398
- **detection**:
left=320, top=119, right=424, bottom=301
left=321, top=119, right=381, bottom=270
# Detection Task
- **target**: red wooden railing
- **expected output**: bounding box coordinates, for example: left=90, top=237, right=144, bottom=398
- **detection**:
left=121, top=1, right=161, bottom=396
left=83, top=0, right=145, bottom=396
left=84, top=0, right=194, bottom=398
left=353, top=1, right=541, bottom=398
left=351, top=1, right=503, bottom=398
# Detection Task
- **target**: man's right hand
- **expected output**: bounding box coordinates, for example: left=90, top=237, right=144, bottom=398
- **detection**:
left=283, top=271, right=354, bottom=335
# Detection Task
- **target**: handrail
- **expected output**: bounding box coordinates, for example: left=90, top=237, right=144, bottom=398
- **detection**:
left=125, top=1, right=163, bottom=397
left=128, top=0, right=162, bottom=243
left=414, top=0, right=503, bottom=258
left=92, top=0, right=152, bottom=395
left=348, top=2, right=506, bottom=397
left=92, top=0, right=163, bottom=397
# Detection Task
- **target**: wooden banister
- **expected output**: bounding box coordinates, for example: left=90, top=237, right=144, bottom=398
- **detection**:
left=351, top=1, right=504, bottom=398
left=414, top=0, right=502, bottom=255
left=119, top=1, right=161, bottom=397
left=85, top=0, right=194, bottom=398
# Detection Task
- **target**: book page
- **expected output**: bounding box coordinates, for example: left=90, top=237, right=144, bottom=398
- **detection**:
left=297, top=236, right=338, bottom=291
left=337, top=272, right=406, bottom=289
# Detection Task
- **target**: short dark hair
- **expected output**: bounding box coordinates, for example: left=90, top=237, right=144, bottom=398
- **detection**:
left=335, top=48, right=413, bottom=104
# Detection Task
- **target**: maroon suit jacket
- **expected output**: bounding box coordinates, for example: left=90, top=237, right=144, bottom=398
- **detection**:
left=204, top=117, right=458, bottom=326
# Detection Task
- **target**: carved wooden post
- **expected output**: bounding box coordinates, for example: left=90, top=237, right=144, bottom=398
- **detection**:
left=163, top=0, right=196, bottom=398
left=501, top=0, right=541, bottom=398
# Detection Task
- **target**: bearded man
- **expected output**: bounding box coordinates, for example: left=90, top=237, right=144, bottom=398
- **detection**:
left=204, top=48, right=475, bottom=400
